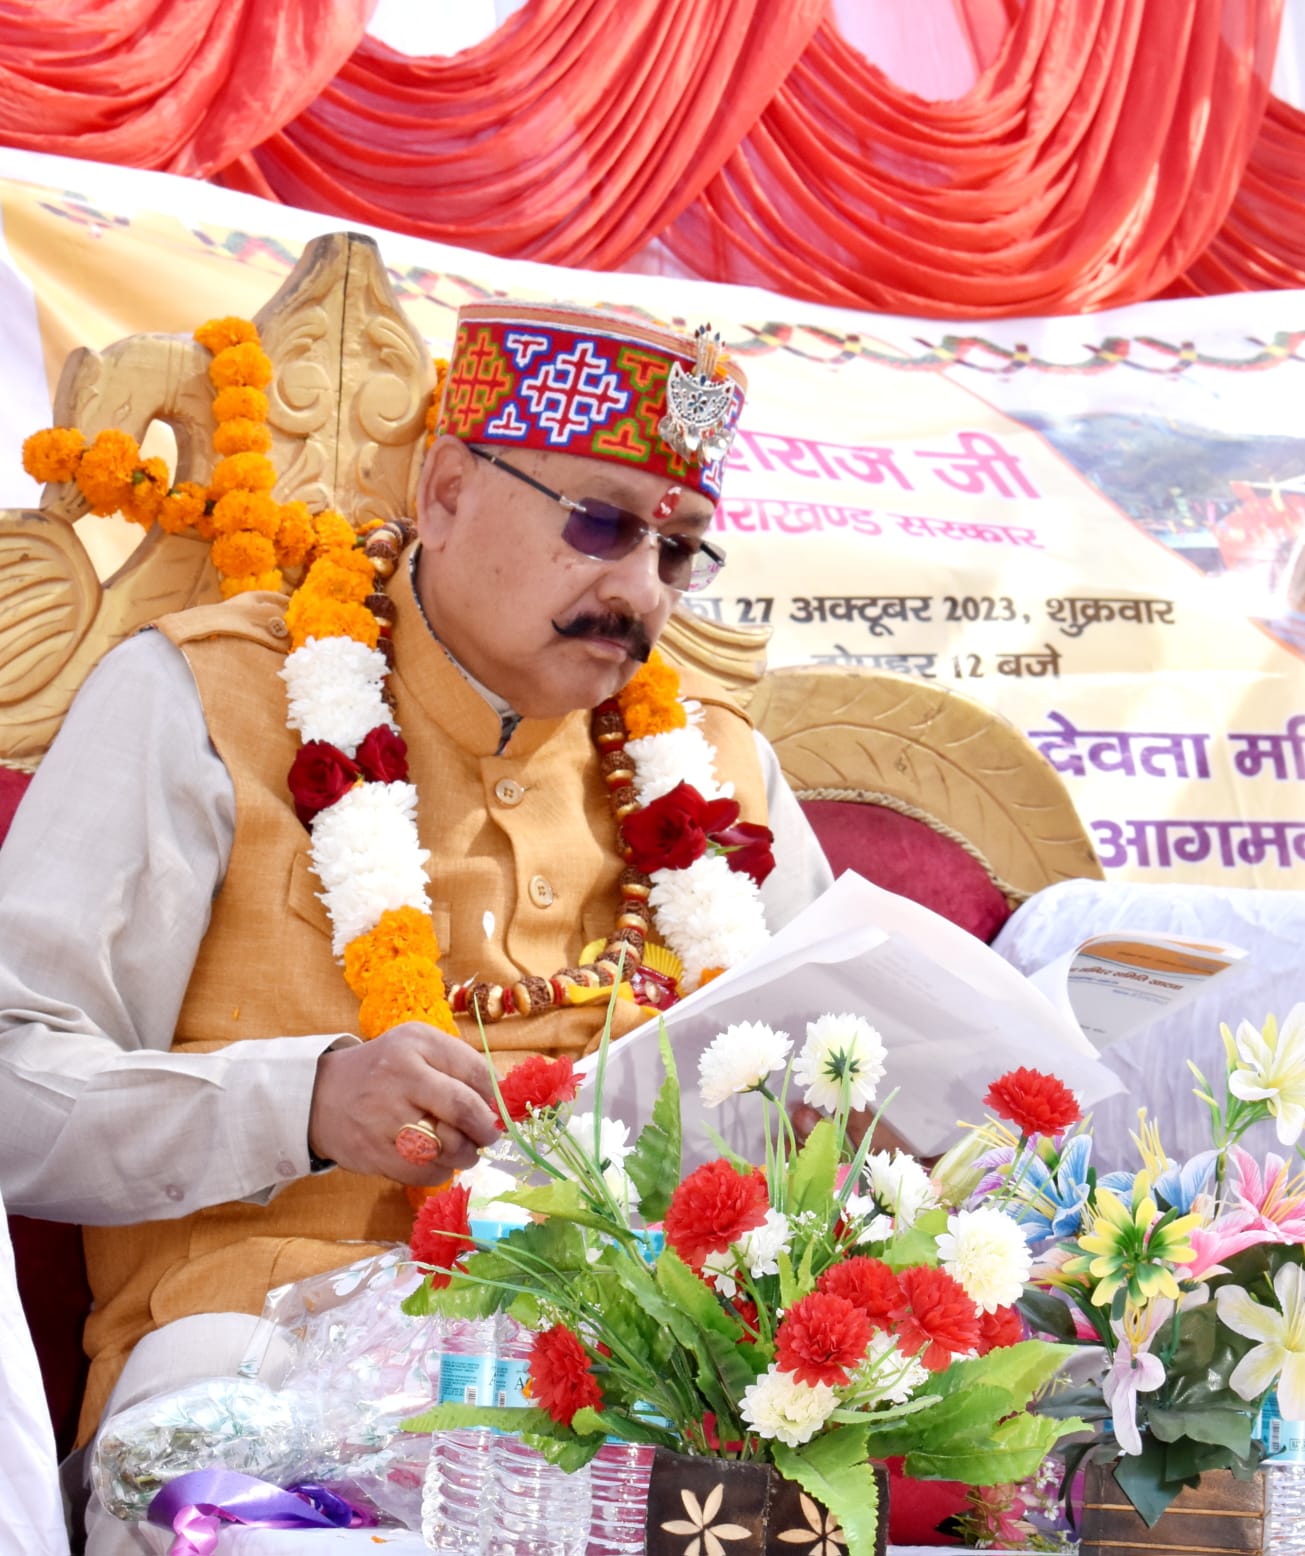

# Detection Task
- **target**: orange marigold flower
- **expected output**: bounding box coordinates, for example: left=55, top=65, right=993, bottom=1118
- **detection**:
left=156, top=481, right=209, bottom=536
left=212, top=530, right=277, bottom=577
left=310, top=508, right=358, bottom=557
left=75, top=428, right=142, bottom=514
left=343, top=907, right=441, bottom=998
left=617, top=649, right=685, bottom=740
left=211, top=452, right=277, bottom=496
left=274, top=501, right=316, bottom=568
left=301, top=550, right=373, bottom=605
left=212, top=386, right=269, bottom=424
left=207, top=341, right=273, bottom=391
left=424, top=357, right=450, bottom=447
left=213, top=418, right=272, bottom=458
left=120, top=460, right=170, bottom=529
left=194, top=317, right=259, bottom=355
left=212, top=489, right=280, bottom=540
left=220, top=568, right=284, bottom=599
left=285, top=594, right=379, bottom=652
left=22, top=427, right=85, bottom=484
left=357, top=953, right=456, bottom=1039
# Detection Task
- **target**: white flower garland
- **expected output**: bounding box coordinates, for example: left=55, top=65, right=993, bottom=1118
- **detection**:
left=284, top=630, right=770, bottom=999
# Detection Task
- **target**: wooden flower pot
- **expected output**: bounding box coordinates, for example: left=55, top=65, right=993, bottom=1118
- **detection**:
left=1080, top=1461, right=1267, bottom=1556
left=644, top=1446, right=889, bottom=1556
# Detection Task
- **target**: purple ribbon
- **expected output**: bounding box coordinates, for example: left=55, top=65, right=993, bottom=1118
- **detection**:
left=147, top=1471, right=374, bottom=1556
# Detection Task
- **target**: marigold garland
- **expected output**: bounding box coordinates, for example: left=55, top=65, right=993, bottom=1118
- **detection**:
left=616, top=649, right=686, bottom=740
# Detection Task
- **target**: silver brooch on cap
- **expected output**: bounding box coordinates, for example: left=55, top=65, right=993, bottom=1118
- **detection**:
left=658, top=324, right=737, bottom=466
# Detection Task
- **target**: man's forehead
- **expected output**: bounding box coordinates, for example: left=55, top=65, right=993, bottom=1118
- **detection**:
left=533, top=448, right=714, bottom=526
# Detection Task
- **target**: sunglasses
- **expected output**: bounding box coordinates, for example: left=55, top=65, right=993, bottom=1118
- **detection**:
left=470, top=447, right=725, bottom=592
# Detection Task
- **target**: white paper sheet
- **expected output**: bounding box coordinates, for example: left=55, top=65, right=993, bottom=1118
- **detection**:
left=578, top=873, right=1125, bottom=1160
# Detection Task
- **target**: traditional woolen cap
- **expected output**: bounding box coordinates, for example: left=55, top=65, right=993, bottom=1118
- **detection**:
left=434, top=301, right=748, bottom=501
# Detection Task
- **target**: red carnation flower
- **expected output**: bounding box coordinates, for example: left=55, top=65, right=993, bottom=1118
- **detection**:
left=776, top=1290, right=871, bottom=1387
left=528, top=1324, right=603, bottom=1425
left=984, top=1068, right=1081, bottom=1138
left=975, top=1304, right=1025, bottom=1356
left=495, top=1054, right=578, bottom=1130
left=621, top=782, right=739, bottom=874
left=729, top=1296, right=760, bottom=1338
left=287, top=739, right=360, bottom=826
left=355, top=724, right=409, bottom=783
left=709, top=820, right=776, bottom=887
left=410, top=1183, right=475, bottom=1288
left=663, top=1159, right=769, bottom=1271
left=890, top=1266, right=982, bottom=1372
left=817, top=1256, right=904, bottom=1333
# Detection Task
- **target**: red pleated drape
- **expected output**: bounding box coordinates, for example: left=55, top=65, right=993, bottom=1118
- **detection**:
left=217, top=0, right=826, bottom=272
left=661, top=0, right=1285, bottom=315
left=5, top=0, right=1305, bottom=315
left=0, top=0, right=373, bottom=176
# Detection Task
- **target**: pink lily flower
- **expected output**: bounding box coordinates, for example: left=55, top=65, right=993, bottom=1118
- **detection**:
left=1228, top=1146, right=1305, bottom=1242
left=1184, top=1212, right=1272, bottom=1282
left=1104, top=1301, right=1170, bottom=1455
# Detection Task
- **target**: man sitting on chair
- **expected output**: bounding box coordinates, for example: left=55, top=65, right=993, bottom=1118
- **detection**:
left=0, top=302, right=831, bottom=1552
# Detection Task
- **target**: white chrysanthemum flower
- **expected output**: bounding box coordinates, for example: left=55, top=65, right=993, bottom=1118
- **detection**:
left=309, top=782, right=430, bottom=953
left=563, top=1113, right=633, bottom=1171
left=936, top=1207, right=1032, bottom=1313
left=739, top=1365, right=836, bottom=1447
left=625, top=726, right=733, bottom=807
left=280, top=637, right=394, bottom=753
left=602, top=1163, right=638, bottom=1215
left=857, top=1332, right=928, bottom=1405
left=459, top=1159, right=529, bottom=1226
left=843, top=1192, right=894, bottom=1245
left=698, top=1021, right=792, bottom=1107
left=792, top=1013, right=886, bottom=1113
left=1227, top=1005, right=1305, bottom=1146
left=863, top=1150, right=938, bottom=1229
left=703, top=1209, right=792, bottom=1297
left=648, top=854, right=769, bottom=989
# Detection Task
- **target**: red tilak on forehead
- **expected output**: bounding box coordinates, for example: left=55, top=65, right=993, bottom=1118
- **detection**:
left=653, top=484, right=684, bottom=521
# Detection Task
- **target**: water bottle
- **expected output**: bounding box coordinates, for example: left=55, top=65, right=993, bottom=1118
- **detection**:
left=1261, top=1393, right=1305, bottom=1556
left=588, top=1437, right=655, bottom=1556
left=420, top=1312, right=497, bottom=1554
left=484, top=1314, right=592, bottom=1556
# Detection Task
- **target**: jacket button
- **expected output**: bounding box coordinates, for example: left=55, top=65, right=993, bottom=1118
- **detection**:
left=528, top=874, right=555, bottom=908
left=267, top=618, right=289, bottom=639
left=495, top=778, right=525, bottom=806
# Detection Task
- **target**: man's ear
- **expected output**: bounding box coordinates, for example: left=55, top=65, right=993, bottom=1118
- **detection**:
left=414, top=435, right=472, bottom=552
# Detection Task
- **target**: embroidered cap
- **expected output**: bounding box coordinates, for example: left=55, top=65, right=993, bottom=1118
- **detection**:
left=434, top=302, right=748, bottom=501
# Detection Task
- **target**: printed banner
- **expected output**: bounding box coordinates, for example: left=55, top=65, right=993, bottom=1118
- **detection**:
left=1, top=150, right=1301, bottom=886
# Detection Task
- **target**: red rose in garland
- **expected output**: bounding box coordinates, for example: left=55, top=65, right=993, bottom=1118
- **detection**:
left=528, top=1323, right=604, bottom=1425
left=355, top=724, right=409, bottom=783
left=663, top=1158, right=769, bottom=1270
left=287, top=740, right=360, bottom=825
left=621, top=781, right=739, bottom=874
left=495, top=1054, right=579, bottom=1130
left=984, top=1068, right=1081, bottom=1138
left=709, top=819, right=776, bottom=886
left=410, top=1183, right=475, bottom=1288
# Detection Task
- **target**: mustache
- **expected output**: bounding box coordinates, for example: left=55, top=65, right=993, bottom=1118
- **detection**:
left=552, top=612, right=653, bottom=663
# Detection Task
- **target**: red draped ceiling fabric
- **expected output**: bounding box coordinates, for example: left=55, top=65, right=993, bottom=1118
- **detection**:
left=2, top=0, right=1305, bottom=314
left=0, top=0, right=372, bottom=176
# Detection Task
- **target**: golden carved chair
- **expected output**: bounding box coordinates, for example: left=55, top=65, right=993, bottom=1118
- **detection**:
left=0, top=231, right=1100, bottom=1450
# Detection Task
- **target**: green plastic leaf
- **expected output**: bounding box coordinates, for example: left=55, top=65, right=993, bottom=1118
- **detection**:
left=1111, top=1435, right=1188, bottom=1526
left=627, top=1024, right=682, bottom=1222
left=1147, top=1406, right=1254, bottom=1458
left=771, top=1430, right=881, bottom=1556
left=929, top=1340, right=1077, bottom=1412
left=1016, top=1287, right=1079, bottom=1344
left=509, top=1178, right=629, bottom=1237
left=881, top=1210, right=946, bottom=1273
left=903, top=1409, right=1084, bottom=1486
left=569, top=1406, right=675, bottom=1447
left=788, top=1119, right=839, bottom=1219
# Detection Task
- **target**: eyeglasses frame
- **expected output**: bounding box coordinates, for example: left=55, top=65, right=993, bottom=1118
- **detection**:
left=468, top=445, right=726, bottom=592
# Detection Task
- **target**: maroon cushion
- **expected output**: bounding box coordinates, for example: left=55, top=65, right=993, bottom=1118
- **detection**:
left=801, top=798, right=1013, bottom=944
left=0, top=762, right=30, bottom=839
left=2, top=764, right=91, bottom=1456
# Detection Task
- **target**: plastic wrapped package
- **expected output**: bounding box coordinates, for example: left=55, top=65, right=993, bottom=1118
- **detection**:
left=92, top=1248, right=440, bottom=1529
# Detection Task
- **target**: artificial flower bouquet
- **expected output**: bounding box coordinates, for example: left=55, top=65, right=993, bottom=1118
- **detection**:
left=958, top=1004, right=1305, bottom=1528
left=402, top=1012, right=1086, bottom=1555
